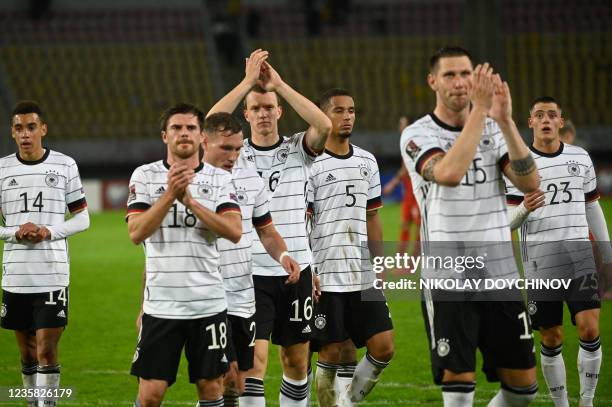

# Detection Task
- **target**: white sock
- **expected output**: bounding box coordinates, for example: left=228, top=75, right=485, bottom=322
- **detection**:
left=487, top=383, right=538, bottom=407
left=279, top=375, right=308, bottom=407
left=345, top=353, right=388, bottom=402
left=441, top=381, right=475, bottom=407
left=578, top=337, right=602, bottom=406
left=335, top=362, right=355, bottom=399
left=540, top=343, right=569, bottom=407
left=240, top=377, right=265, bottom=407
left=36, top=364, right=60, bottom=407
left=315, top=361, right=338, bottom=407
left=306, top=366, right=313, bottom=407
left=198, top=398, right=223, bottom=407
left=21, top=361, right=38, bottom=407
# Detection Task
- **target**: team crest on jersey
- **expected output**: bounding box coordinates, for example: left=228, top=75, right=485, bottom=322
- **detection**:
left=527, top=301, right=537, bottom=315
left=314, top=314, right=326, bottom=330
left=235, top=187, right=248, bottom=204
left=198, top=183, right=213, bottom=199
left=0, top=303, right=6, bottom=318
left=45, top=171, right=60, bottom=187
left=567, top=161, right=580, bottom=176
left=436, top=338, right=450, bottom=357
left=276, top=147, right=289, bottom=163
left=359, top=164, right=371, bottom=180
left=480, top=135, right=496, bottom=151
left=405, top=140, right=421, bottom=159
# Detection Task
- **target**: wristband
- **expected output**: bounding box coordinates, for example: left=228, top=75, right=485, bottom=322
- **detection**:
left=279, top=251, right=289, bottom=263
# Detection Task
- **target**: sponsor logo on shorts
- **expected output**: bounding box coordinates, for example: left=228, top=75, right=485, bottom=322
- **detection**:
left=436, top=338, right=450, bottom=357
left=302, top=325, right=311, bottom=334
left=0, top=303, right=6, bottom=318
left=56, top=310, right=66, bottom=318
left=221, top=354, right=228, bottom=363
left=527, top=301, right=537, bottom=315
left=314, top=314, right=326, bottom=330
left=132, top=347, right=140, bottom=363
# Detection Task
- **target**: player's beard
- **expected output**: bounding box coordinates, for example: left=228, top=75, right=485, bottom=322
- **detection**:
left=338, top=131, right=352, bottom=139
left=173, top=142, right=196, bottom=159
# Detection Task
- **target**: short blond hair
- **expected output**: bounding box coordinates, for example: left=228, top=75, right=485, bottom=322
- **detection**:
left=559, top=119, right=575, bottom=136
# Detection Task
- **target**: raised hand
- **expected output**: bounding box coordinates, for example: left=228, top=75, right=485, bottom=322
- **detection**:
left=244, top=49, right=269, bottom=87
left=490, top=74, right=513, bottom=124
left=257, top=61, right=284, bottom=92
left=469, top=63, right=495, bottom=112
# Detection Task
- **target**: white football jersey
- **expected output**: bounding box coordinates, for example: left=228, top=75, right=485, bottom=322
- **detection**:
left=127, top=161, right=240, bottom=319
left=218, top=167, right=271, bottom=318
left=237, top=132, right=315, bottom=277
left=1, top=149, right=87, bottom=293
left=308, top=144, right=382, bottom=292
left=400, top=113, right=517, bottom=280
left=506, top=143, right=599, bottom=278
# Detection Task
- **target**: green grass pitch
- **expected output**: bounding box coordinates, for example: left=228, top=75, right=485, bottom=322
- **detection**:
left=1, top=200, right=611, bottom=406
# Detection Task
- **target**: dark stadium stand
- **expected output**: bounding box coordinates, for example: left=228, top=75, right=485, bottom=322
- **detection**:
left=0, top=8, right=216, bottom=140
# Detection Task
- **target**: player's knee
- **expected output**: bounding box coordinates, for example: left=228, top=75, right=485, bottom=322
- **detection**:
left=540, top=326, right=563, bottom=348
left=319, top=343, right=344, bottom=364
left=36, top=346, right=57, bottom=366
left=578, top=325, right=599, bottom=342
left=198, top=378, right=224, bottom=400
left=367, top=335, right=395, bottom=363
left=138, top=392, right=164, bottom=407
left=284, top=354, right=308, bottom=372
left=371, top=342, right=394, bottom=363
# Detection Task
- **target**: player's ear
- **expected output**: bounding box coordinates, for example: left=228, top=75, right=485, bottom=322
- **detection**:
left=202, top=132, right=209, bottom=150
left=427, top=73, right=436, bottom=91
left=559, top=117, right=564, bottom=129
left=40, top=123, right=48, bottom=138
left=277, top=104, right=283, bottom=120
left=527, top=117, right=534, bottom=129
left=243, top=108, right=250, bottom=122
left=161, top=130, right=168, bottom=144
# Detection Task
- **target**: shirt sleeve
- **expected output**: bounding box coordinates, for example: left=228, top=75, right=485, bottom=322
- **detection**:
left=252, top=179, right=272, bottom=228
left=216, top=179, right=241, bottom=215
left=504, top=175, right=524, bottom=205
left=400, top=126, right=444, bottom=177
left=65, top=159, right=87, bottom=213
left=493, top=122, right=510, bottom=171
left=126, top=167, right=151, bottom=216
left=367, top=156, right=383, bottom=211
left=292, top=131, right=318, bottom=167
left=583, top=155, right=600, bottom=203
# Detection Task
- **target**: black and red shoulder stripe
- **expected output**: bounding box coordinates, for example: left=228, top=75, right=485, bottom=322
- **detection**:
left=68, top=197, right=88, bottom=213
left=366, top=196, right=383, bottom=211
left=415, top=148, right=444, bottom=175
left=585, top=189, right=600, bottom=203
left=216, top=202, right=241, bottom=215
